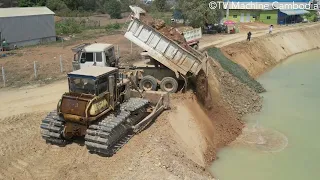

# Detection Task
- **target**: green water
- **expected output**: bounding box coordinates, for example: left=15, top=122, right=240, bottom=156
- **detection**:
left=210, top=50, right=320, bottom=180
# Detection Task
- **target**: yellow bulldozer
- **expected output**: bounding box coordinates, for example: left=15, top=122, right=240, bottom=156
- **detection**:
left=40, top=66, right=169, bottom=156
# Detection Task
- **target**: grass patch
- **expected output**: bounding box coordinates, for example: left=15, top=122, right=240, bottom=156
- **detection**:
left=149, top=12, right=172, bottom=25
left=105, top=23, right=122, bottom=32
left=207, top=47, right=266, bottom=93
left=56, top=18, right=125, bottom=35
left=55, top=10, right=94, bottom=17
left=56, top=19, right=83, bottom=35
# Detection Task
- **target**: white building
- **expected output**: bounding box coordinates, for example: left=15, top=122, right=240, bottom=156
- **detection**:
left=0, top=7, right=56, bottom=48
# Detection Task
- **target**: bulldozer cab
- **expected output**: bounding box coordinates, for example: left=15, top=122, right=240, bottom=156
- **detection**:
left=72, top=43, right=118, bottom=70
left=59, top=67, right=124, bottom=126
left=68, top=66, right=117, bottom=96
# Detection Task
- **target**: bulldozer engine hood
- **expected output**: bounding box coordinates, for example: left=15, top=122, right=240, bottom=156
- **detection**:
left=59, top=92, right=110, bottom=124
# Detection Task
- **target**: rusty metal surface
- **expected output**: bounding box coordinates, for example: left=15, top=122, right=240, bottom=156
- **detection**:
left=64, top=122, right=87, bottom=138
left=63, top=114, right=86, bottom=124
left=60, top=96, right=89, bottom=117
left=60, top=92, right=95, bottom=118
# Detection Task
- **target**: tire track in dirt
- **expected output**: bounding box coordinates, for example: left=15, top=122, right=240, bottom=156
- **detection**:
left=0, top=113, right=51, bottom=180
left=0, top=112, right=97, bottom=180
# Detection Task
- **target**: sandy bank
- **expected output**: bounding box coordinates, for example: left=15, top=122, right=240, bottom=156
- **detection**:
left=220, top=24, right=320, bottom=78
left=184, top=23, right=320, bottom=177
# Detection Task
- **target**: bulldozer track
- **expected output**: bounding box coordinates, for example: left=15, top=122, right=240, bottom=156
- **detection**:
left=85, top=98, right=149, bottom=156
left=40, top=110, right=67, bottom=146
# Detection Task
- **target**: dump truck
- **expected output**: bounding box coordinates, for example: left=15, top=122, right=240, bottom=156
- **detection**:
left=177, top=27, right=202, bottom=50
left=72, top=6, right=209, bottom=93
left=40, top=66, right=169, bottom=156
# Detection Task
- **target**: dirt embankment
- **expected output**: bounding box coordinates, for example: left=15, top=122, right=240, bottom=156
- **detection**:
left=187, top=24, right=320, bottom=170
left=220, top=24, right=320, bottom=78
left=190, top=58, right=262, bottom=164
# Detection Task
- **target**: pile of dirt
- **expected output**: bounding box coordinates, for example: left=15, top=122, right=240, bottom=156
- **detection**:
left=176, top=26, right=194, bottom=33
left=207, top=57, right=262, bottom=117
left=0, top=111, right=214, bottom=180
left=189, top=55, right=262, bottom=163
left=139, top=14, right=193, bottom=51
left=194, top=70, right=213, bottom=109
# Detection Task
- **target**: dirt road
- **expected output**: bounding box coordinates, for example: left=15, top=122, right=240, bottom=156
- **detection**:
left=0, top=81, right=67, bottom=119
left=199, top=22, right=320, bottom=49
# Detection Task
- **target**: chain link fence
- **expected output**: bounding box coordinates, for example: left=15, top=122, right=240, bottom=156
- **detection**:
left=0, top=55, right=73, bottom=88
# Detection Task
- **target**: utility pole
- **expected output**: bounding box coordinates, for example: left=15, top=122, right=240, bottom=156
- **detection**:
left=226, top=0, right=230, bottom=20
left=0, top=31, right=2, bottom=51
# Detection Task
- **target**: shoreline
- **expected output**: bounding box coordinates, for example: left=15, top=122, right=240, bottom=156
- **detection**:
left=200, top=23, right=320, bottom=178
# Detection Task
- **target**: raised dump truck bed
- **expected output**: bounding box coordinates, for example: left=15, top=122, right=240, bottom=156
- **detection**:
left=124, top=18, right=208, bottom=78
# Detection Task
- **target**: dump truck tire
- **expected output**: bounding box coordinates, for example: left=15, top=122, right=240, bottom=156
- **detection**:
left=160, top=77, right=178, bottom=93
left=139, top=75, right=158, bottom=91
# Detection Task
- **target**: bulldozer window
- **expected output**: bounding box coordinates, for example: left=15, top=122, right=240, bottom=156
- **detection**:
left=80, top=52, right=94, bottom=63
left=97, top=81, right=108, bottom=94
left=96, top=76, right=109, bottom=94
left=70, top=77, right=96, bottom=95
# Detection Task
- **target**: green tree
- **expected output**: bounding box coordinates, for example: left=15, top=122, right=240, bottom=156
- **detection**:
left=82, top=0, right=96, bottom=11
left=47, top=0, right=68, bottom=11
left=178, top=0, right=224, bottom=27
left=304, top=10, right=318, bottom=22
left=18, top=0, right=35, bottom=7
left=105, top=0, right=122, bottom=19
left=120, top=0, right=134, bottom=12
left=154, top=0, right=166, bottom=12
left=62, top=0, right=83, bottom=10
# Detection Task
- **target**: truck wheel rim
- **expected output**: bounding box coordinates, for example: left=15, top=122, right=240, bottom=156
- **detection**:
left=143, top=81, right=152, bottom=90
left=164, top=82, right=173, bottom=92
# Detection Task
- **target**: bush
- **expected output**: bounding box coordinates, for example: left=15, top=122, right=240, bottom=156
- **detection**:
left=55, top=9, right=94, bottom=17
left=105, top=0, right=122, bottom=19
left=154, top=0, right=167, bottom=12
left=105, top=23, right=122, bottom=32
left=47, top=0, right=68, bottom=11
left=56, top=18, right=82, bottom=35
left=304, top=11, right=318, bottom=22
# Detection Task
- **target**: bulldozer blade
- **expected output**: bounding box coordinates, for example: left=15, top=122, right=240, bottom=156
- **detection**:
left=129, top=90, right=170, bottom=109
left=129, top=90, right=170, bottom=133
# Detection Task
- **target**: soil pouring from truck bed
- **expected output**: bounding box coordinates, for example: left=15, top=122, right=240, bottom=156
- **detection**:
left=140, top=14, right=194, bottom=52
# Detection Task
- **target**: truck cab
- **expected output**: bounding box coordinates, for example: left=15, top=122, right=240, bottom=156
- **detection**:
left=72, top=43, right=118, bottom=70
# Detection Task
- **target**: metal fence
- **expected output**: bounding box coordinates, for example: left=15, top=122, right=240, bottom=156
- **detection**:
left=0, top=55, right=73, bottom=88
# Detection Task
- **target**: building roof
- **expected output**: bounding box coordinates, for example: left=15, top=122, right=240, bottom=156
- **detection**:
left=84, top=43, right=113, bottom=52
left=68, top=66, right=118, bottom=80
left=0, top=7, right=54, bottom=18
left=279, top=9, right=310, bottom=15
